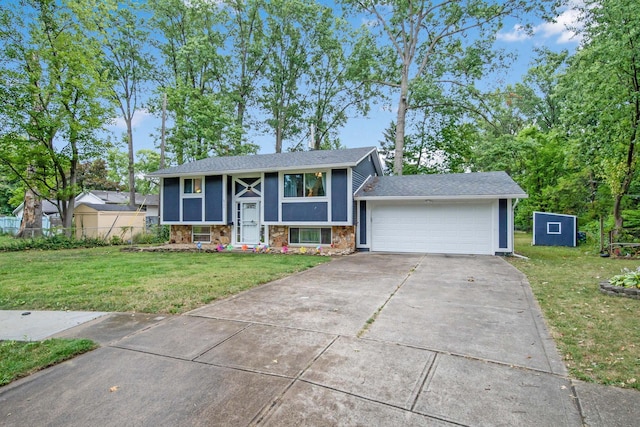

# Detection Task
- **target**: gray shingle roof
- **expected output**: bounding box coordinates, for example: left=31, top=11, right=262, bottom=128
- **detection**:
left=147, top=146, right=378, bottom=177
left=90, top=191, right=159, bottom=206
left=355, top=172, right=527, bottom=199
left=78, top=203, right=139, bottom=212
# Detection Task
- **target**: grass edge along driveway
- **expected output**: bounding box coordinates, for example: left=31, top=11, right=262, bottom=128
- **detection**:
left=509, top=233, right=640, bottom=391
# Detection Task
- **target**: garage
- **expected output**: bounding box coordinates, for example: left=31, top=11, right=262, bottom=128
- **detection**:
left=355, top=172, right=527, bottom=255
left=370, top=201, right=494, bottom=254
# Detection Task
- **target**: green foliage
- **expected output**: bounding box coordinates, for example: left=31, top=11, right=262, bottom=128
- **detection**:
left=341, top=0, right=542, bottom=174
left=558, top=0, right=640, bottom=234
left=0, top=234, right=113, bottom=252
left=609, top=268, right=640, bottom=288
left=0, top=338, right=96, bottom=387
left=131, top=225, right=170, bottom=244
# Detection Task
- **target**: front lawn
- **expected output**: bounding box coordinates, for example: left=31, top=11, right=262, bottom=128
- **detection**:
left=0, top=247, right=330, bottom=314
left=509, top=233, right=640, bottom=389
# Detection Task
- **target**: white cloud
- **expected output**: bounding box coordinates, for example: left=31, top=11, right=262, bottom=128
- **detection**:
left=534, top=7, right=583, bottom=44
left=112, top=109, right=152, bottom=130
left=497, top=3, right=584, bottom=45
left=496, top=24, right=530, bottom=42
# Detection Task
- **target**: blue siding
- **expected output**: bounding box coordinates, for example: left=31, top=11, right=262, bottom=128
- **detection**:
left=499, top=199, right=508, bottom=248
left=264, top=172, right=279, bottom=222
left=163, top=178, right=180, bottom=222
left=359, top=201, right=367, bottom=245
left=533, top=212, right=576, bottom=247
left=282, top=202, right=328, bottom=222
left=331, top=169, right=348, bottom=222
left=226, top=176, right=233, bottom=224
left=183, top=198, right=202, bottom=222
left=353, top=153, right=378, bottom=192
left=205, top=175, right=223, bottom=222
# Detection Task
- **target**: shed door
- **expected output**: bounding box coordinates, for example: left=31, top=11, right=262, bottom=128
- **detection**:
left=370, top=201, right=494, bottom=255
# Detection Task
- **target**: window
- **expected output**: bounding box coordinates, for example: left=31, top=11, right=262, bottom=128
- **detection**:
left=192, top=225, right=211, bottom=242
left=547, top=222, right=561, bottom=235
left=184, top=178, right=202, bottom=194
left=289, top=227, right=331, bottom=245
left=284, top=172, right=326, bottom=197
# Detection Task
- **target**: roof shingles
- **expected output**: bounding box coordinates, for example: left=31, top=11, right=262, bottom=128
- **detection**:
left=148, top=146, right=378, bottom=176
left=355, top=172, right=527, bottom=199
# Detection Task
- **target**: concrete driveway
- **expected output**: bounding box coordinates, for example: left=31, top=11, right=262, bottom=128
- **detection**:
left=0, top=253, right=637, bottom=426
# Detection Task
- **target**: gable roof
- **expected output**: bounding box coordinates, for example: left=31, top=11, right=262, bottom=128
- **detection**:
left=355, top=172, right=527, bottom=200
left=76, top=203, right=139, bottom=212
left=147, top=146, right=382, bottom=177
left=87, top=190, right=159, bottom=207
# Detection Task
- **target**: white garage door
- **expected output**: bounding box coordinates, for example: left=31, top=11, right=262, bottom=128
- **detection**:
left=370, top=201, right=494, bottom=254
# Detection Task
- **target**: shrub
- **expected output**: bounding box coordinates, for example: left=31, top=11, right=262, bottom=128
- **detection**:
left=0, top=234, right=112, bottom=252
left=609, top=267, right=640, bottom=288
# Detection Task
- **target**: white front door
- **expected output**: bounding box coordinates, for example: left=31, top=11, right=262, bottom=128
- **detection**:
left=238, top=201, right=260, bottom=244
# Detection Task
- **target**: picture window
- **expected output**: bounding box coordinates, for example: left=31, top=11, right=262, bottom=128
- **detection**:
left=284, top=172, right=326, bottom=197
left=289, top=227, right=331, bottom=245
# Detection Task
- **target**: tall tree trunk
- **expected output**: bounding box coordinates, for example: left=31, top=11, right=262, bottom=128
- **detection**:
left=160, top=92, right=167, bottom=169
left=126, top=117, right=136, bottom=207
left=393, top=67, right=410, bottom=175
left=275, top=122, right=283, bottom=153
left=17, top=166, right=43, bottom=238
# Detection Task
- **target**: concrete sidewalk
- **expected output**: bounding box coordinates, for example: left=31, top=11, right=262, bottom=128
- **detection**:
left=1, top=253, right=639, bottom=426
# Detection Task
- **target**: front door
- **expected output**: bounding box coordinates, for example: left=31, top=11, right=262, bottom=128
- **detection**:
left=238, top=201, right=260, bottom=244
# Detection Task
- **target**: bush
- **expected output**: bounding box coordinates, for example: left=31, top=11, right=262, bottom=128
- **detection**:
left=609, top=267, right=640, bottom=288
left=131, top=225, right=170, bottom=245
left=0, top=234, right=112, bottom=252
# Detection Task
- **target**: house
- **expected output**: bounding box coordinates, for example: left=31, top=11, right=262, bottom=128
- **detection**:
left=148, top=146, right=527, bottom=255
left=74, top=203, right=146, bottom=241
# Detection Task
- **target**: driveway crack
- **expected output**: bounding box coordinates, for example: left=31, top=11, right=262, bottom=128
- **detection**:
left=357, top=254, right=427, bottom=338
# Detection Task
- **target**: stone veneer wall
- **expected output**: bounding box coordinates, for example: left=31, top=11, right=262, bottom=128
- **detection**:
left=170, top=225, right=232, bottom=245
left=211, top=225, right=232, bottom=245
left=170, top=225, right=192, bottom=244
left=268, top=225, right=355, bottom=251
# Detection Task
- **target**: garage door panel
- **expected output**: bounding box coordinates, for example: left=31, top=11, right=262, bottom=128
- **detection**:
left=371, top=202, right=493, bottom=255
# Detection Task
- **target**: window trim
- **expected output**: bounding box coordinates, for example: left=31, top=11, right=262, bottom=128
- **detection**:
left=289, top=227, right=332, bottom=245
left=283, top=171, right=328, bottom=199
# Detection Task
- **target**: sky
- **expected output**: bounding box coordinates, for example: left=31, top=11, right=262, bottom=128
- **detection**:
left=106, top=1, right=583, bottom=159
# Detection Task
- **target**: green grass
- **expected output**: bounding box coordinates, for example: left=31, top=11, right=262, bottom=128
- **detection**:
left=0, top=246, right=329, bottom=387
left=508, top=233, right=640, bottom=389
left=0, top=247, right=330, bottom=314
left=0, top=338, right=97, bottom=386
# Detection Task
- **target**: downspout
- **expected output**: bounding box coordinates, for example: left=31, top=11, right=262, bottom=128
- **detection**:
left=512, top=199, right=520, bottom=254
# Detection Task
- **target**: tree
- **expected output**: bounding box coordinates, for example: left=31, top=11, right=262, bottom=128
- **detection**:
left=77, top=159, right=123, bottom=191
left=0, top=0, right=113, bottom=235
left=149, top=0, right=255, bottom=163
left=224, top=0, right=269, bottom=134
left=72, top=0, right=154, bottom=208
left=304, top=12, right=375, bottom=150
left=342, top=0, right=540, bottom=174
left=135, top=149, right=161, bottom=195
left=259, top=0, right=315, bottom=153
left=558, top=0, right=640, bottom=236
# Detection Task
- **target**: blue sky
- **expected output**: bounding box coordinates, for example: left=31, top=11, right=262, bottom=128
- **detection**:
left=107, top=1, right=583, bottom=158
